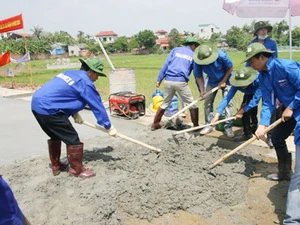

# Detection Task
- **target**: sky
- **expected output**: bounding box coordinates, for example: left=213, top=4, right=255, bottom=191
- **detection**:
left=1, top=0, right=300, bottom=38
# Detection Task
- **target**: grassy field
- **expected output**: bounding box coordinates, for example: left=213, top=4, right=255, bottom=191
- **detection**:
left=1, top=51, right=299, bottom=123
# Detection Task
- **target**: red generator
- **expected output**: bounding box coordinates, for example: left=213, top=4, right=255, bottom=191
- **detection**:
left=109, top=92, right=146, bottom=119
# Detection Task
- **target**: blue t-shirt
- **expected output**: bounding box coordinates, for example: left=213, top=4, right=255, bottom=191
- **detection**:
left=31, top=70, right=111, bottom=129
left=193, top=50, right=233, bottom=87
left=157, top=46, right=194, bottom=83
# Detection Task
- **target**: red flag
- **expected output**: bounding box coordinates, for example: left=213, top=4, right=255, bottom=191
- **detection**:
left=0, top=51, right=11, bottom=67
left=0, top=14, right=24, bottom=33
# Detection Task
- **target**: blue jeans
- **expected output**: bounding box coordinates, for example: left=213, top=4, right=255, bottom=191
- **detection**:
left=204, top=84, right=233, bottom=129
left=283, top=145, right=300, bottom=224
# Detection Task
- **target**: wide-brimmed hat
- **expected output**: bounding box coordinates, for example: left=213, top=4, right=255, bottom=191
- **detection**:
left=254, top=21, right=272, bottom=36
left=183, top=37, right=200, bottom=46
left=242, top=43, right=274, bottom=62
left=193, top=43, right=218, bottom=65
left=79, top=57, right=106, bottom=77
left=230, top=67, right=257, bottom=87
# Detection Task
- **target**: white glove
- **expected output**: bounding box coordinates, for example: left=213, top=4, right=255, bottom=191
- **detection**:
left=108, top=125, right=117, bottom=137
left=72, top=113, right=83, bottom=124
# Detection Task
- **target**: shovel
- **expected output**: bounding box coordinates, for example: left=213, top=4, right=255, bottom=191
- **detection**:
left=82, top=121, right=161, bottom=152
left=172, top=116, right=236, bottom=145
left=210, top=118, right=282, bottom=169
left=164, top=86, right=219, bottom=129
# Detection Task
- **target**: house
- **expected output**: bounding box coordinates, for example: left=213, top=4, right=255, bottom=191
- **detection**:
left=0, top=32, right=12, bottom=39
left=156, top=37, right=169, bottom=50
left=68, top=43, right=88, bottom=57
left=198, top=24, right=220, bottom=39
left=50, top=43, right=68, bottom=55
left=155, top=30, right=168, bottom=39
left=95, top=30, right=118, bottom=43
left=8, top=33, right=33, bottom=40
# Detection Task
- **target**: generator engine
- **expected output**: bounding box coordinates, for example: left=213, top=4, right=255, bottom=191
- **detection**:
left=109, top=92, right=146, bottom=119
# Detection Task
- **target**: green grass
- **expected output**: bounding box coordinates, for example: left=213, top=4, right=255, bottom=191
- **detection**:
left=1, top=51, right=299, bottom=124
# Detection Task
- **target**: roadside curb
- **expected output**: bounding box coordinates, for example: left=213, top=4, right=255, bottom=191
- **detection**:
left=0, top=86, right=34, bottom=99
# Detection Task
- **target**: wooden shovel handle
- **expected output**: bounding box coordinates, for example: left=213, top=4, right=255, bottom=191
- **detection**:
left=82, top=121, right=161, bottom=152
left=210, top=118, right=282, bottom=168
left=167, top=86, right=219, bottom=121
left=173, top=116, right=236, bottom=136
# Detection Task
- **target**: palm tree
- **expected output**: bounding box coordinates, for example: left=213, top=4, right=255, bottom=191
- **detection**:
left=30, top=26, right=43, bottom=40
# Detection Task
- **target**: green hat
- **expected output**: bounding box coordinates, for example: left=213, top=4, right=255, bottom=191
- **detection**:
left=243, top=43, right=274, bottom=62
left=79, top=57, right=106, bottom=77
left=193, top=43, right=218, bottom=65
left=183, top=37, right=199, bottom=46
left=230, top=67, right=257, bottom=87
left=254, top=21, right=272, bottom=36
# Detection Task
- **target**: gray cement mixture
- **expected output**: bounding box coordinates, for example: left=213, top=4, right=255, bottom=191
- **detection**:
left=1, top=126, right=263, bottom=225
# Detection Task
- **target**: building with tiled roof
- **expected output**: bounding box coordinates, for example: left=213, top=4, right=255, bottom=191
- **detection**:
left=95, top=30, right=118, bottom=43
left=155, top=30, right=168, bottom=39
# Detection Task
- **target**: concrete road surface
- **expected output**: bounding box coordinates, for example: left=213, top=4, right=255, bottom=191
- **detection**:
left=0, top=93, right=152, bottom=166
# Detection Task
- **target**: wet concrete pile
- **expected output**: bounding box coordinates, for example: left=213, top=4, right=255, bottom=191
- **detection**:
left=2, top=127, right=259, bottom=225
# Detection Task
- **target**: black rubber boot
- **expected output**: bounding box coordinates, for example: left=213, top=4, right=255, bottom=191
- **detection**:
left=151, top=107, right=166, bottom=131
left=267, top=152, right=292, bottom=181
left=266, top=132, right=274, bottom=149
left=189, top=107, right=199, bottom=127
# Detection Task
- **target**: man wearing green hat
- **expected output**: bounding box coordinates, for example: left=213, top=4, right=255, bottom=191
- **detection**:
left=246, top=20, right=278, bottom=147
left=244, top=42, right=299, bottom=224
left=151, top=37, right=200, bottom=131
left=193, top=43, right=235, bottom=138
left=211, top=67, right=261, bottom=141
left=31, top=57, right=117, bottom=178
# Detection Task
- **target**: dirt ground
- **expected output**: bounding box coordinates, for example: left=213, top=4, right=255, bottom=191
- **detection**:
left=2, top=124, right=290, bottom=225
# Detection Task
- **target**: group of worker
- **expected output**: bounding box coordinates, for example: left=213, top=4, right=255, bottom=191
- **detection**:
left=151, top=21, right=300, bottom=224
left=1, top=21, right=299, bottom=225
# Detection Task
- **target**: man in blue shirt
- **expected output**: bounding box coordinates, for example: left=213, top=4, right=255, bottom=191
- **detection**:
left=247, top=21, right=278, bottom=148
left=243, top=43, right=299, bottom=224
left=151, top=37, right=200, bottom=131
left=193, top=43, right=234, bottom=138
left=211, top=67, right=261, bottom=141
left=31, top=58, right=117, bottom=178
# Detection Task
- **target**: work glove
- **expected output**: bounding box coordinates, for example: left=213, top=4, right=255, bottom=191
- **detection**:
left=108, top=125, right=117, bottom=137
left=72, top=113, right=83, bottom=124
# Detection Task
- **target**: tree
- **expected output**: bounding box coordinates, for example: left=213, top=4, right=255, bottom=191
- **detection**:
left=112, top=36, right=129, bottom=52
left=292, top=27, right=300, bottom=46
left=209, top=33, right=221, bottom=44
left=168, top=28, right=182, bottom=50
left=224, top=26, right=251, bottom=50
left=136, top=30, right=157, bottom=52
left=128, top=36, right=139, bottom=51
left=52, top=31, right=75, bottom=44
left=272, top=20, right=289, bottom=45
left=30, top=26, right=43, bottom=40
left=77, top=31, right=86, bottom=43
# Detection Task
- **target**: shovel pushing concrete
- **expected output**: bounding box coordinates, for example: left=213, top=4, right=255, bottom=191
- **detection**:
left=164, top=86, right=219, bottom=129
left=210, top=118, right=282, bottom=169
left=172, top=116, right=236, bottom=145
left=82, top=121, right=161, bottom=152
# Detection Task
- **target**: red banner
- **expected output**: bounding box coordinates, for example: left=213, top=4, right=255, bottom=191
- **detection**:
left=0, top=14, right=24, bottom=34
left=0, top=51, right=11, bottom=67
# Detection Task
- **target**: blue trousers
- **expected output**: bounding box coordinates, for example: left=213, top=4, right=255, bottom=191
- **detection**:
left=283, top=145, right=300, bottom=224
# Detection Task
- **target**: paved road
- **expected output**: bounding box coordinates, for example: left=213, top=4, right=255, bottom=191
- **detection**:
left=0, top=87, right=153, bottom=166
